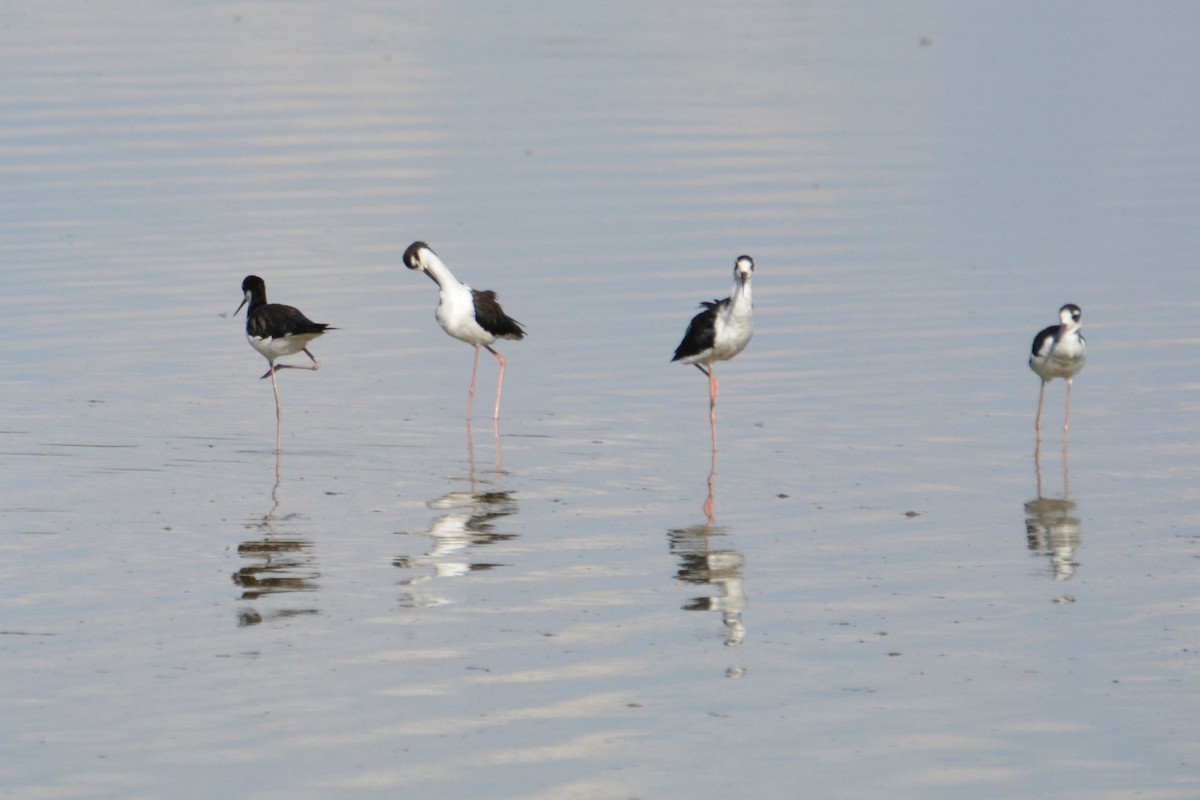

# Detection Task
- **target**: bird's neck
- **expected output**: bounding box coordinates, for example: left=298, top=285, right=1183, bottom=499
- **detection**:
left=246, top=291, right=267, bottom=315
left=422, top=253, right=460, bottom=292
left=730, top=277, right=752, bottom=312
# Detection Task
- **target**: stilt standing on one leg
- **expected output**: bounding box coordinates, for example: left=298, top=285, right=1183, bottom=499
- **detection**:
left=672, top=255, right=755, bottom=451
left=235, top=275, right=335, bottom=452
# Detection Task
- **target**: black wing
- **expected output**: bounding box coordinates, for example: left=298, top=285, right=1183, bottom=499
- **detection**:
left=672, top=299, right=725, bottom=362
left=473, top=289, right=525, bottom=340
left=1030, top=324, right=1058, bottom=358
left=249, top=303, right=334, bottom=339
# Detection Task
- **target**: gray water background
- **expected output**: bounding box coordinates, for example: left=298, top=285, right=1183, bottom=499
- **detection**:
left=2, top=2, right=1199, bottom=798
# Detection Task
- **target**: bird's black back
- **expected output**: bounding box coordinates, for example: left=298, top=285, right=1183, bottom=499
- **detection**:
left=472, top=289, right=525, bottom=340
left=248, top=304, right=334, bottom=340
left=1030, top=324, right=1059, bottom=357
left=672, top=299, right=726, bottom=361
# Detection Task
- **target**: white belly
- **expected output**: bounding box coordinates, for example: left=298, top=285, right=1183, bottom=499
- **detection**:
left=711, top=310, right=753, bottom=362
left=248, top=332, right=319, bottom=361
left=1031, top=338, right=1086, bottom=382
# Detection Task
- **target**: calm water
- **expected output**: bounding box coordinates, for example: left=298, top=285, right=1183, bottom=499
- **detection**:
left=3, top=2, right=1199, bottom=798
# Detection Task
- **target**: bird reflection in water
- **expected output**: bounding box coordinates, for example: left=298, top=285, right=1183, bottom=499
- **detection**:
left=393, top=419, right=517, bottom=607
left=668, top=447, right=748, bottom=649
left=232, top=452, right=320, bottom=626
left=1025, top=440, right=1082, bottom=585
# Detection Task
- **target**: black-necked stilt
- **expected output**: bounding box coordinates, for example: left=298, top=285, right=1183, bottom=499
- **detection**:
left=672, top=255, right=755, bottom=437
left=403, top=241, right=526, bottom=420
left=235, top=275, right=335, bottom=451
left=1029, top=303, right=1085, bottom=441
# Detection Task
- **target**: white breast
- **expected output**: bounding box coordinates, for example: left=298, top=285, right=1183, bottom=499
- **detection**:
left=435, top=282, right=493, bottom=347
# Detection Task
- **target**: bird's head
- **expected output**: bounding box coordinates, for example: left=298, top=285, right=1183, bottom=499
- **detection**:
left=403, top=241, right=430, bottom=271
left=235, top=275, right=266, bottom=316
left=403, top=241, right=443, bottom=286
left=735, top=255, right=754, bottom=284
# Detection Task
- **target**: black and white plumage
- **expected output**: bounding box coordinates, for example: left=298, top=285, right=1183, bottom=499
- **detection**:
left=672, top=255, right=755, bottom=432
left=1029, top=303, right=1086, bottom=441
left=403, top=241, right=526, bottom=420
left=235, top=275, right=335, bottom=451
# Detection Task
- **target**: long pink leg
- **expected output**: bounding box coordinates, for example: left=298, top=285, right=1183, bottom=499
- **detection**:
left=1064, top=378, right=1073, bottom=440
left=493, top=417, right=504, bottom=474
left=692, top=364, right=721, bottom=450
left=708, top=367, right=720, bottom=424
left=486, top=345, right=507, bottom=420
left=465, top=417, right=477, bottom=492
left=694, top=364, right=720, bottom=423
left=709, top=374, right=718, bottom=453
left=466, top=346, right=481, bottom=419
left=269, top=363, right=283, bottom=453
left=1035, top=381, right=1046, bottom=442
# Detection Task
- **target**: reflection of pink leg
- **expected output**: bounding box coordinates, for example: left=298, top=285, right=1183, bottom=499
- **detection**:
left=703, top=446, right=717, bottom=524
left=467, top=346, right=481, bottom=418
left=1035, top=381, right=1046, bottom=441
left=1063, top=436, right=1071, bottom=497
left=487, top=346, right=507, bottom=420
left=1033, top=438, right=1043, bottom=498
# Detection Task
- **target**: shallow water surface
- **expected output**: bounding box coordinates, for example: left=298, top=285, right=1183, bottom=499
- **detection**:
left=2, top=2, right=1200, bottom=798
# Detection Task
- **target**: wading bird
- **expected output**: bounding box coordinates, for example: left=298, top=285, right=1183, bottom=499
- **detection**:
left=403, top=241, right=526, bottom=420
left=672, top=255, right=755, bottom=446
left=235, top=275, right=335, bottom=452
left=1029, top=303, right=1086, bottom=441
